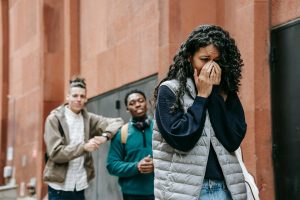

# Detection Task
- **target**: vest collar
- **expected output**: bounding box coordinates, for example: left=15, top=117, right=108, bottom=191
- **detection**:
left=186, top=78, right=197, bottom=99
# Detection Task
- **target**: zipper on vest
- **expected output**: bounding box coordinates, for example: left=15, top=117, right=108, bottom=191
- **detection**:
left=196, top=140, right=211, bottom=200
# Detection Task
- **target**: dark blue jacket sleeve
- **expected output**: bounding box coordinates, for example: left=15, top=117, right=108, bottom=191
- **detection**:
left=208, top=91, right=247, bottom=152
left=155, top=85, right=208, bottom=151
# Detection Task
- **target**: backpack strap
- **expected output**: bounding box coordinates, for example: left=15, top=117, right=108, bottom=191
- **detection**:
left=121, top=123, right=129, bottom=144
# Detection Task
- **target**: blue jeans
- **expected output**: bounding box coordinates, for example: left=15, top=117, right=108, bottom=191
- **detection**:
left=48, top=186, right=85, bottom=200
left=199, top=179, right=232, bottom=200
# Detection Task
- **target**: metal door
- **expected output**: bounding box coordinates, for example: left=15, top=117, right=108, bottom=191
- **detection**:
left=271, top=20, right=300, bottom=200
left=85, top=75, right=157, bottom=200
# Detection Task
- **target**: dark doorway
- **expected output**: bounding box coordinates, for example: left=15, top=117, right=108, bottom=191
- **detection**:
left=271, top=20, right=300, bottom=200
left=84, top=75, right=157, bottom=200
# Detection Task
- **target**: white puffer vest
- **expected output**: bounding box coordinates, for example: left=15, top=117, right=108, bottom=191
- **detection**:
left=152, top=79, right=247, bottom=200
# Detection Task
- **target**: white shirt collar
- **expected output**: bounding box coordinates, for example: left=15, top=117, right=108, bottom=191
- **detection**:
left=65, top=106, right=82, bottom=118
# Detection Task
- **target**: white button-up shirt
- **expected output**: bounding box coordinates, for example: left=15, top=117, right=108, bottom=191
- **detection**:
left=48, top=107, right=88, bottom=191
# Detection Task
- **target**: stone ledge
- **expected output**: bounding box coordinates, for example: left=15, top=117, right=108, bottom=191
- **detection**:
left=0, top=184, right=18, bottom=200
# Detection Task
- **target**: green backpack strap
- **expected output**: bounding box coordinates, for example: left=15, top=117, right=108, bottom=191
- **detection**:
left=121, top=123, right=129, bottom=144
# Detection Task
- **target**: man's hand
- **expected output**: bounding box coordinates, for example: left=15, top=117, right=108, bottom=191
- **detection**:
left=83, top=137, right=101, bottom=152
left=94, top=136, right=108, bottom=144
left=84, top=136, right=109, bottom=152
left=137, top=155, right=154, bottom=174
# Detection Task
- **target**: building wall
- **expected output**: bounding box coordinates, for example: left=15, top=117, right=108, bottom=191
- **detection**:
left=272, top=0, right=300, bottom=26
left=1, top=0, right=45, bottom=198
left=0, top=0, right=9, bottom=186
left=79, top=0, right=159, bottom=97
left=1, top=0, right=300, bottom=199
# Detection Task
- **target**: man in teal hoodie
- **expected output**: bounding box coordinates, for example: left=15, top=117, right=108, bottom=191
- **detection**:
left=106, top=89, right=154, bottom=200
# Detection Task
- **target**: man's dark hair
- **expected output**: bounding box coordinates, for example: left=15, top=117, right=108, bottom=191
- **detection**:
left=69, top=75, right=86, bottom=89
left=124, top=89, right=146, bottom=106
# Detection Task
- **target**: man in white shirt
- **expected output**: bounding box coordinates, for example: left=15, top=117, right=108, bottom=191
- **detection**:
left=43, top=76, right=123, bottom=200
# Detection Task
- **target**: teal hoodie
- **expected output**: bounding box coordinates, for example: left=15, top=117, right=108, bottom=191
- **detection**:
left=106, top=119, right=154, bottom=195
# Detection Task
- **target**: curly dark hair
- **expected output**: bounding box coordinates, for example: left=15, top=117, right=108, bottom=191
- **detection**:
left=153, top=24, right=243, bottom=111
